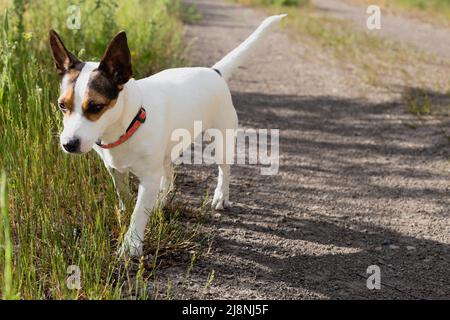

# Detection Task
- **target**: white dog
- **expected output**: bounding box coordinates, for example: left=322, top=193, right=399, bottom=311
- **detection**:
left=49, top=14, right=286, bottom=257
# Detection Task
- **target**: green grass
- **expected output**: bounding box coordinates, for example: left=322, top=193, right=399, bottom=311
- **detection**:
left=0, top=171, right=17, bottom=299
left=180, top=2, right=203, bottom=23
left=0, top=0, right=205, bottom=300
left=402, top=87, right=450, bottom=117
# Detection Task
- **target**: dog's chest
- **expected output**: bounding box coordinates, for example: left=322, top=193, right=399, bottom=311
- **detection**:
left=98, top=148, right=136, bottom=173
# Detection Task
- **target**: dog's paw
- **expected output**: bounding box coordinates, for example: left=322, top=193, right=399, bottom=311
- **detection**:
left=212, top=189, right=230, bottom=210
left=118, top=234, right=144, bottom=258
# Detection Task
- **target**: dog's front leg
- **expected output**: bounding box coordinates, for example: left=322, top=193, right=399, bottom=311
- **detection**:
left=159, top=160, right=174, bottom=206
left=107, top=167, right=131, bottom=211
left=120, top=171, right=162, bottom=257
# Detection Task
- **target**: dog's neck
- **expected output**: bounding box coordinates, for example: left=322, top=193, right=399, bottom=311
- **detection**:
left=100, top=79, right=143, bottom=144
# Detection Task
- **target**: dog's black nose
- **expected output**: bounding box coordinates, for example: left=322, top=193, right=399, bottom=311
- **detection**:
left=63, top=138, right=80, bottom=153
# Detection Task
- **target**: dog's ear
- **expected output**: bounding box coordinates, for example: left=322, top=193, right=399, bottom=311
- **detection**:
left=49, top=29, right=82, bottom=76
left=98, top=31, right=132, bottom=87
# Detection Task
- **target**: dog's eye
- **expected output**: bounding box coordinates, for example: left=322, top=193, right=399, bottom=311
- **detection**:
left=87, top=102, right=105, bottom=114
left=58, top=102, right=67, bottom=113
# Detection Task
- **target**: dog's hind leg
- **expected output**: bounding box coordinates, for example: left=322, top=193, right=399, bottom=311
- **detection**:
left=107, top=167, right=132, bottom=211
left=212, top=164, right=231, bottom=210
left=211, top=102, right=238, bottom=210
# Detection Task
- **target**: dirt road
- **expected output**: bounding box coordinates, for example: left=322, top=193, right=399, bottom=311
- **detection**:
left=155, top=0, right=449, bottom=299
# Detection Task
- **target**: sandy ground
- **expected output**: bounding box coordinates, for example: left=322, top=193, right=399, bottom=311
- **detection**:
left=153, top=0, right=449, bottom=299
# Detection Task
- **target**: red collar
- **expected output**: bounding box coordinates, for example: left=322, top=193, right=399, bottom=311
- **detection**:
left=96, top=107, right=147, bottom=149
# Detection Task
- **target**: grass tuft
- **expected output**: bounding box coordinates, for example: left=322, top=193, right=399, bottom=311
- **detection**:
left=405, top=90, right=432, bottom=115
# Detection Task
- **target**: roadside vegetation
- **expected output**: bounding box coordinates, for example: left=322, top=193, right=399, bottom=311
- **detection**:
left=346, top=0, right=450, bottom=26
left=232, top=0, right=450, bottom=119
left=0, top=0, right=206, bottom=299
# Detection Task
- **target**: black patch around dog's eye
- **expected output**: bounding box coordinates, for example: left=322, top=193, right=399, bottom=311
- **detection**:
left=88, top=70, right=120, bottom=100
left=86, top=101, right=106, bottom=114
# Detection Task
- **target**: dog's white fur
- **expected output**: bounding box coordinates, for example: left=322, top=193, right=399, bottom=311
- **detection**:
left=59, top=14, right=286, bottom=256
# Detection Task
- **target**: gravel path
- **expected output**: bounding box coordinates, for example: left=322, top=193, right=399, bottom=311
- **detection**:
left=155, top=0, right=449, bottom=299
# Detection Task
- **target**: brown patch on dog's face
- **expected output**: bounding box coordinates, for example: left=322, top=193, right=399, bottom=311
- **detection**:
left=57, top=67, right=84, bottom=115
left=81, top=69, right=121, bottom=121
left=49, top=29, right=86, bottom=115
left=58, top=85, right=75, bottom=115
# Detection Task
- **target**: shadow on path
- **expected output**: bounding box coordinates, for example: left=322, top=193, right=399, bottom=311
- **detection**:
left=173, top=88, right=449, bottom=299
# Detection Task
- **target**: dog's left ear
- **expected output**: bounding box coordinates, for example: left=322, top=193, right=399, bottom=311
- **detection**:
left=98, top=31, right=132, bottom=87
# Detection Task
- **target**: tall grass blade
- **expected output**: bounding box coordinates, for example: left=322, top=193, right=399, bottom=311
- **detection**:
left=0, top=171, right=15, bottom=300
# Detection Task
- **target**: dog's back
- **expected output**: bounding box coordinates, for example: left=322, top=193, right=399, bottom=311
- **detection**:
left=136, top=66, right=236, bottom=161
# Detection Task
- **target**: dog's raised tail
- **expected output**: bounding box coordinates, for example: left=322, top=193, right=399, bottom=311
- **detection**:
left=212, top=14, right=287, bottom=81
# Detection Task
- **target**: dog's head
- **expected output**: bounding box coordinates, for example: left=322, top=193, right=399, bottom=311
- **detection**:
left=49, top=30, right=132, bottom=154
